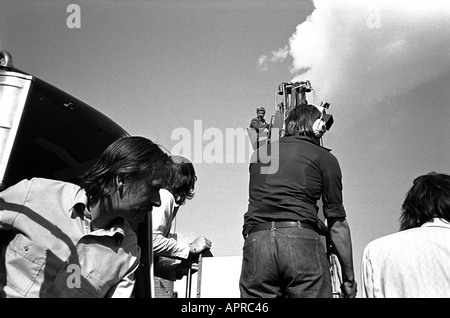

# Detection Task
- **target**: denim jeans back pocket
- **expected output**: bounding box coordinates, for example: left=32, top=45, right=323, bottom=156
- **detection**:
left=288, top=236, right=324, bottom=275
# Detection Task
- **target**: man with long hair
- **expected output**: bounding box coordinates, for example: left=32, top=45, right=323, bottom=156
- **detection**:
left=0, top=136, right=169, bottom=297
left=240, top=104, right=357, bottom=298
left=361, top=172, right=450, bottom=297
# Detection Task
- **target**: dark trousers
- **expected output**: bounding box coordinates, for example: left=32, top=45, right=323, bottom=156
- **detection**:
left=239, top=225, right=332, bottom=298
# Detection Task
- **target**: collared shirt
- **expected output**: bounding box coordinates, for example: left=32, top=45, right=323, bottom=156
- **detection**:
left=361, top=218, right=450, bottom=298
left=152, top=189, right=189, bottom=260
left=0, top=178, right=140, bottom=298
left=243, top=134, right=346, bottom=237
left=249, top=117, right=268, bottom=131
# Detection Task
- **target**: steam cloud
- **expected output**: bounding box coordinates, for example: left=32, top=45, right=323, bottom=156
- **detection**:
left=266, top=0, right=450, bottom=104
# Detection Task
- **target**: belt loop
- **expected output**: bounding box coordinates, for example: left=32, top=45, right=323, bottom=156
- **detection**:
left=296, top=221, right=301, bottom=229
left=271, top=221, right=276, bottom=230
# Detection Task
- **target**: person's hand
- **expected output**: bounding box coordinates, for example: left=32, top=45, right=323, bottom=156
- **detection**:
left=189, top=235, right=212, bottom=256
left=341, top=280, right=357, bottom=298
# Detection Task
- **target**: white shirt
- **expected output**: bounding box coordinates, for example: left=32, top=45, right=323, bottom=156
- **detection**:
left=152, top=188, right=190, bottom=259
left=361, top=218, right=450, bottom=298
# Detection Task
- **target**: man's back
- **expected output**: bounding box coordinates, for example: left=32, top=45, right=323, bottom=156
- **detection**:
left=361, top=218, right=450, bottom=298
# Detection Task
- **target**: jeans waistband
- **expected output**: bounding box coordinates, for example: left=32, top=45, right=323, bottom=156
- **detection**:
left=248, top=221, right=317, bottom=235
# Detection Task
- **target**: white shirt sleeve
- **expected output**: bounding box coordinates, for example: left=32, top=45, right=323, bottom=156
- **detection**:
left=152, top=189, right=190, bottom=259
left=361, top=244, right=375, bottom=298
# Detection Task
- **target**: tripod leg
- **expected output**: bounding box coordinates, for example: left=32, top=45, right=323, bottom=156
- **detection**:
left=185, top=264, right=192, bottom=298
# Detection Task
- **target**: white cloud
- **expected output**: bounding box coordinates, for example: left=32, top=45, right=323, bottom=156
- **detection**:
left=270, top=46, right=289, bottom=63
left=257, top=54, right=269, bottom=71
left=258, top=45, right=290, bottom=72
left=286, top=0, right=450, bottom=104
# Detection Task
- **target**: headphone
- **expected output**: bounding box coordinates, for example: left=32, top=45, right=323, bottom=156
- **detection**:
left=311, top=104, right=327, bottom=138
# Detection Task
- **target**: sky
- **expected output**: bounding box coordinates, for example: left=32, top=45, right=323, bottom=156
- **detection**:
left=1, top=0, right=450, bottom=297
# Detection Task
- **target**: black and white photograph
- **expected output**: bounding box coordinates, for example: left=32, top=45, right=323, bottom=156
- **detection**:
left=1, top=0, right=450, bottom=304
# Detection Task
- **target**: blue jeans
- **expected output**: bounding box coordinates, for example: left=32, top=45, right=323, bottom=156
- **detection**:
left=239, top=223, right=332, bottom=298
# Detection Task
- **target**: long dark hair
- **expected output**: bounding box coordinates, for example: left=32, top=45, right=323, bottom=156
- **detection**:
left=80, top=136, right=169, bottom=205
left=284, top=104, right=321, bottom=137
left=162, top=156, right=197, bottom=206
left=400, top=172, right=450, bottom=230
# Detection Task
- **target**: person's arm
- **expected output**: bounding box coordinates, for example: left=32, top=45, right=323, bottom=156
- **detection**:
left=250, top=118, right=260, bottom=131
left=321, top=153, right=357, bottom=297
left=360, top=243, right=374, bottom=298
left=327, top=217, right=357, bottom=298
left=0, top=179, right=29, bottom=231
left=152, top=189, right=190, bottom=259
left=261, top=120, right=269, bottom=129
left=153, top=229, right=190, bottom=259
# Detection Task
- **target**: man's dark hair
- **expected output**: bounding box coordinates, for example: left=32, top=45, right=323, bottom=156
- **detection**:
left=284, top=104, right=321, bottom=137
left=162, top=156, right=197, bottom=206
left=79, top=136, right=169, bottom=206
left=400, top=172, right=450, bottom=230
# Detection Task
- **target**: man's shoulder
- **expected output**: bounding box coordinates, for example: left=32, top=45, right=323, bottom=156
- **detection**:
left=294, top=138, right=336, bottom=159
left=35, top=178, right=81, bottom=194
left=364, top=228, right=423, bottom=255
left=8, top=177, right=77, bottom=193
left=29, top=177, right=73, bottom=186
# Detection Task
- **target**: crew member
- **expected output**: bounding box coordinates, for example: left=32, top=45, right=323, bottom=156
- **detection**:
left=249, top=107, right=269, bottom=133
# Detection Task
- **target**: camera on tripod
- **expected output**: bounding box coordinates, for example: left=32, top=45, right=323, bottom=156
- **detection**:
left=269, top=81, right=334, bottom=139
left=248, top=80, right=334, bottom=151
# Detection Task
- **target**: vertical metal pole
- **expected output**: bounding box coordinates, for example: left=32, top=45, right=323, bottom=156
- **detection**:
left=196, top=254, right=203, bottom=298
left=148, top=214, right=155, bottom=298
left=186, top=264, right=192, bottom=298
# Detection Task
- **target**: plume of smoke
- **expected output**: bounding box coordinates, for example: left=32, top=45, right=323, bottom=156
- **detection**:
left=286, top=0, right=450, bottom=104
